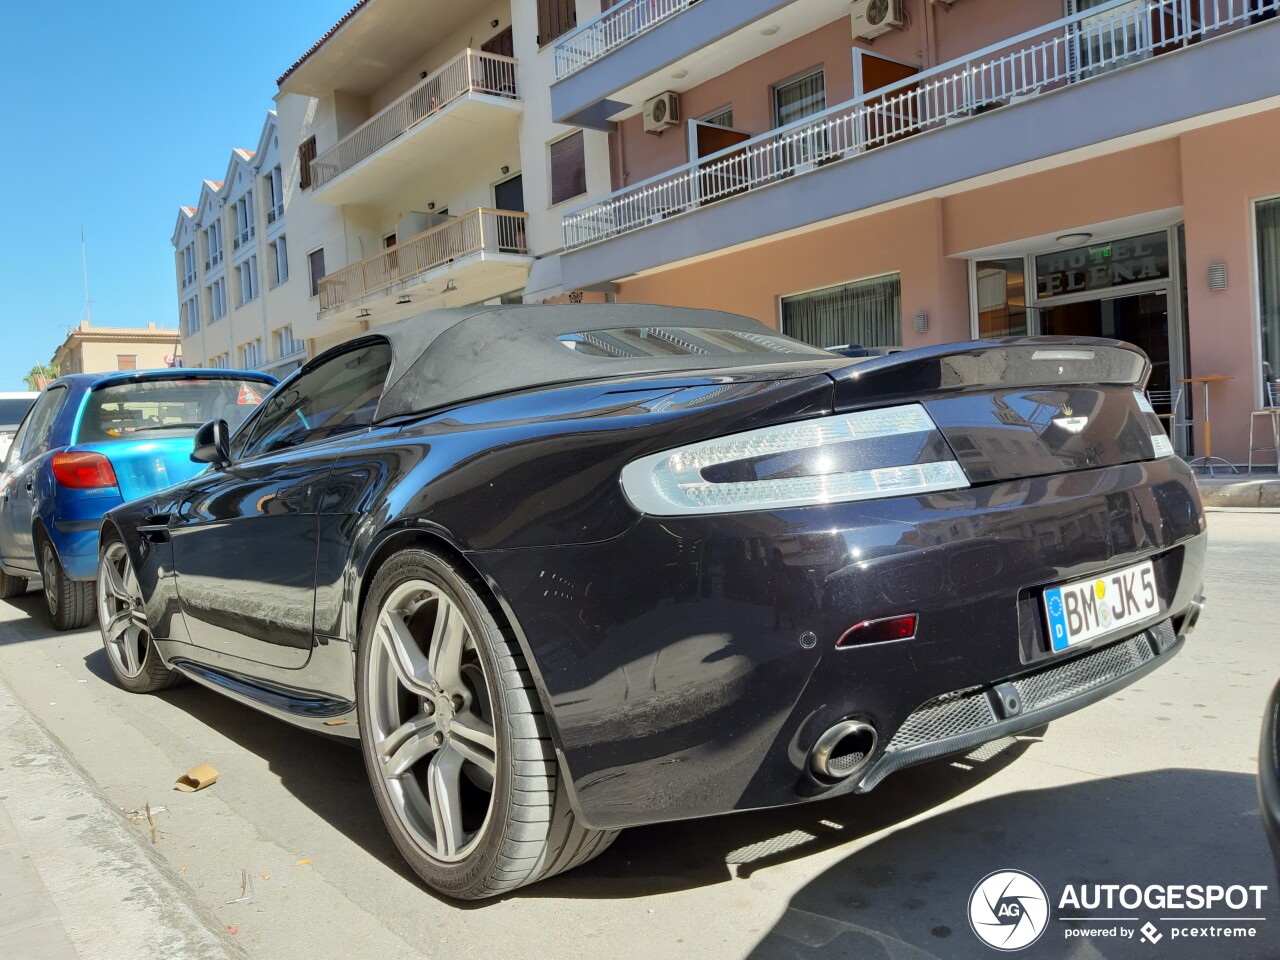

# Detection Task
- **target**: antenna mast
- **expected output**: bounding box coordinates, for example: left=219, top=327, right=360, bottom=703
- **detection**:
left=81, top=226, right=92, bottom=324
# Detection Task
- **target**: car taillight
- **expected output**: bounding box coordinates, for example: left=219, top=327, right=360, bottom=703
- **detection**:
left=51, top=452, right=118, bottom=489
left=619, top=404, right=969, bottom=515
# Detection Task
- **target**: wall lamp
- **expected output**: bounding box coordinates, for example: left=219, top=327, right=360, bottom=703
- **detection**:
left=1208, top=262, right=1228, bottom=291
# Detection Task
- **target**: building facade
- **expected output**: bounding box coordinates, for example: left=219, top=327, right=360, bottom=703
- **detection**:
left=172, top=0, right=1280, bottom=464
left=51, top=322, right=181, bottom=375
left=551, top=0, right=1280, bottom=463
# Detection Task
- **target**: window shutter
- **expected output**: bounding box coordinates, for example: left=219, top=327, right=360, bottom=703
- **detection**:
left=549, top=131, right=586, bottom=206
left=297, top=136, right=317, bottom=190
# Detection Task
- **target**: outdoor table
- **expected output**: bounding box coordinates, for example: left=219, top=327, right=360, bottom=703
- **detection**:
left=1180, top=375, right=1239, bottom=476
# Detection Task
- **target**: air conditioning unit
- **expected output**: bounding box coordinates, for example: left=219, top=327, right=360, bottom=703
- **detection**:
left=851, top=0, right=903, bottom=40
left=643, top=92, right=681, bottom=133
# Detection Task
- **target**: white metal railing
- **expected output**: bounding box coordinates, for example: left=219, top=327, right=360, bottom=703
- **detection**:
left=318, top=208, right=529, bottom=312
left=564, top=0, right=1278, bottom=250
left=554, top=0, right=698, bottom=80
left=311, top=49, right=520, bottom=190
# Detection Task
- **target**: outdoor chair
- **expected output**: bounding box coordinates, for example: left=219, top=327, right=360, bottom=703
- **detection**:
left=1248, top=381, right=1280, bottom=474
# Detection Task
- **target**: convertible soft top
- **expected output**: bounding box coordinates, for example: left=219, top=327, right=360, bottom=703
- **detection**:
left=370, top=304, right=832, bottom=422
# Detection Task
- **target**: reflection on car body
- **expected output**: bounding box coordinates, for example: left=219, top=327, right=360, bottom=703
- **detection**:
left=98, top=305, right=1206, bottom=900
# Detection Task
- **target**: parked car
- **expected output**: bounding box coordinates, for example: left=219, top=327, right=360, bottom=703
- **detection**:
left=0, top=369, right=276, bottom=628
left=0, top=391, right=39, bottom=465
left=1262, top=679, right=1280, bottom=885
left=98, top=305, right=1207, bottom=900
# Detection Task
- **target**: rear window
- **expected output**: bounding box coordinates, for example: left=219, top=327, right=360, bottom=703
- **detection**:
left=557, top=327, right=833, bottom=359
left=0, top=398, right=36, bottom=428
left=77, top=378, right=271, bottom=443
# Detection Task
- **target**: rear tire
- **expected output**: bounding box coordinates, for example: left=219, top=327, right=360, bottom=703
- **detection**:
left=356, top=548, right=617, bottom=900
left=0, top=570, right=28, bottom=599
left=41, top=539, right=93, bottom=631
left=97, top=537, right=181, bottom=693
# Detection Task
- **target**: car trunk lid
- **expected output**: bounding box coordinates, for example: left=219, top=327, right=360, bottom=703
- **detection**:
left=828, top=338, right=1163, bottom=484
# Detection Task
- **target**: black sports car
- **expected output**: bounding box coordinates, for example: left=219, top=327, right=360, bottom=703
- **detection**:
left=98, top=304, right=1207, bottom=899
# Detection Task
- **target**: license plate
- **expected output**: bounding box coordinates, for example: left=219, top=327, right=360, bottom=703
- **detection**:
left=1042, top=559, right=1162, bottom=653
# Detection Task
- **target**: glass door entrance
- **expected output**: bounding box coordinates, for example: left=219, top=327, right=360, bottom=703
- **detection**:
left=1041, top=291, right=1172, bottom=396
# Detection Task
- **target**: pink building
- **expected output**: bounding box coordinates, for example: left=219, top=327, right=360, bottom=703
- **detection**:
left=550, top=0, right=1280, bottom=464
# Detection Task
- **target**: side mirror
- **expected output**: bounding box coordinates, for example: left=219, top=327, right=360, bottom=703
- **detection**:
left=191, top=419, right=230, bottom=466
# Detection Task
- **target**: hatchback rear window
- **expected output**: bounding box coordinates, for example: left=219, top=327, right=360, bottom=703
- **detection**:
left=557, top=327, right=832, bottom=359
left=77, top=378, right=271, bottom=443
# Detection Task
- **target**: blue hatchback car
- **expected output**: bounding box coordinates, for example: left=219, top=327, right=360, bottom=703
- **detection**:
left=0, top=369, right=277, bottom=629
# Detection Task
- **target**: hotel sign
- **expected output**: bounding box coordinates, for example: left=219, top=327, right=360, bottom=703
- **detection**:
left=1036, top=232, right=1170, bottom=298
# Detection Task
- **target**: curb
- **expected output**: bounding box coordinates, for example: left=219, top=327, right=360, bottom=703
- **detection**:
left=0, top=675, right=247, bottom=960
left=1197, top=479, right=1280, bottom=508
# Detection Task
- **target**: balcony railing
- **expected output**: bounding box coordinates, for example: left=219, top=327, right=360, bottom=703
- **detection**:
left=564, top=0, right=1278, bottom=251
left=267, top=202, right=284, bottom=224
left=318, top=208, right=529, bottom=312
left=310, top=49, right=520, bottom=190
left=554, top=0, right=698, bottom=80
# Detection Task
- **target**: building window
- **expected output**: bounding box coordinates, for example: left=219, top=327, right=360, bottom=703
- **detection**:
left=270, top=235, right=289, bottom=287
left=181, top=243, right=198, bottom=288
left=298, top=136, right=317, bottom=190
left=205, top=221, right=223, bottom=269
left=182, top=295, right=201, bottom=336
left=234, top=192, right=255, bottom=249
left=781, top=273, right=902, bottom=349
left=211, top=353, right=229, bottom=369
left=240, top=339, right=263, bottom=369
left=536, top=0, right=576, bottom=46
left=117, top=355, right=137, bottom=371
left=1258, top=197, right=1280, bottom=396
left=773, top=69, right=826, bottom=127
left=308, top=248, right=326, bottom=298
left=209, top=277, right=227, bottom=321
left=266, top=165, right=284, bottom=222
left=275, top=325, right=303, bottom=358
left=702, top=107, right=734, bottom=128
left=550, top=131, right=586, bottom=206
left=239, top=256, right=259, bottom=305
left=975, top=259, right=1029, bottom=338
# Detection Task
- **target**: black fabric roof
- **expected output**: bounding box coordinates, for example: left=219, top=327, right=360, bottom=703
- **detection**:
left=371, top=304, right=821, bottom=421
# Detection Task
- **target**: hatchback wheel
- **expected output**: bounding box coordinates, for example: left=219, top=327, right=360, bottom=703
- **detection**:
left=41, top=539, right=93, bottom=630
left=0, top=570, right=28, bottom=599
left=96, top=538, right=181, bottom=693
left=357, top=549, right=617, bottom=899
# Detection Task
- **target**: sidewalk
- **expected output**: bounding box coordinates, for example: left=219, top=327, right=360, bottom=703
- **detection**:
left=0, top=674, right=245, bottom=960
left=1196, top=471, right=1280, bottom=507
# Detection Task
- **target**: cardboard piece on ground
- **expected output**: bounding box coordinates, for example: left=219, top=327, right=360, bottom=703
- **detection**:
left=174, top=764, right=219, bottom=792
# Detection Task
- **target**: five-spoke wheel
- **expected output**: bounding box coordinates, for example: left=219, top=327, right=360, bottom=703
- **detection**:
left=357, top=548, right=617, bottom=899
left=97, top=537, right=180, bottom=693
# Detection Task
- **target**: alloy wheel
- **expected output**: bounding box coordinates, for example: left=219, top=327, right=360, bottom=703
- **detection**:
left=365, top=580, right=498, bottom=863
left=97, top=541, right=151, bottom=678
left=42, top=542, right=59, bottom=617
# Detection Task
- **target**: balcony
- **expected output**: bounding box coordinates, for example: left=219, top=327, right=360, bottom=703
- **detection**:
left=309, top=49, right=522, bottom=208
left=550, top=0, right=849, bottom=128
left=317, top=208, right=531, bottom=323
left=561, top=0, right=1280, bottom=287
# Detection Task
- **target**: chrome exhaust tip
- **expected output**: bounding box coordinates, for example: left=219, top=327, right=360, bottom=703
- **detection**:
left=1182, top=596, right=1205, bottom=635
left=809, top=719, right=878, bottom=783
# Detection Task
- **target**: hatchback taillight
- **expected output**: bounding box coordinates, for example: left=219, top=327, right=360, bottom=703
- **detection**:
left=51, top=452, right=118, bottom=489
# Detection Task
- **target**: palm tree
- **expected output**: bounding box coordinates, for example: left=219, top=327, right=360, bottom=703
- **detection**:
left=24, top=363, right=58, bottom=391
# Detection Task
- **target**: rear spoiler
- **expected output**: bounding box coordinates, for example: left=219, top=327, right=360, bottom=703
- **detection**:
left=828, top=337, right=1151, bottom=411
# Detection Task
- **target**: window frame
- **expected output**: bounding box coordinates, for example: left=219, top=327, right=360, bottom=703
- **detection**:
left=231, top=340, right=393, bottom=462
left=307, top=247, right=326, bottom=298
left=549, top=130, right=587, bottom=207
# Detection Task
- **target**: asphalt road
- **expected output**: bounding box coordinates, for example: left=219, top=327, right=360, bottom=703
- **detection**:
left=0, top=508, right=1277, bottom=960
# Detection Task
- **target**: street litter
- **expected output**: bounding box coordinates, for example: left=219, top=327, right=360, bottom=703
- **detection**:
left=226, top=869, right=255, bottom=905
left=174, top=763, right=219, bottom=792
left=125, top=802, right=167, bottom=844
left=296, top=858, right=312, bottom=866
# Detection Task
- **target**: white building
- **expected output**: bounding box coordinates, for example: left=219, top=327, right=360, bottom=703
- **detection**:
left=173, top=0, right=614, bottom=367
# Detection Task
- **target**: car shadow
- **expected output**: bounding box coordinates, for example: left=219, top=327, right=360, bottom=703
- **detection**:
left=742, top=768, right=1278, bottom=960
left=91, top=648, right=1046, bottom=905
left=0, top=591, right=53, bottom=642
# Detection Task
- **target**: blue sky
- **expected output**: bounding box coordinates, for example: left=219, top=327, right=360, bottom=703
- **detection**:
left=0, top=1, right=355, bottom=390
